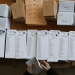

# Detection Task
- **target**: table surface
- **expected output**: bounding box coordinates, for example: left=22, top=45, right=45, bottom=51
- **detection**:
left=0, top=0, right=75, bottom=68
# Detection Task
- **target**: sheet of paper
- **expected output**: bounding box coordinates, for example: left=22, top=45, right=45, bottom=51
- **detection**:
left=68, top=31, right=75, bottom=61
left=0, top=30, right=6, bottom=58
left=5, top=30, right=16, bottom=58
left=57, top=12, right=74, bottom=25
left=59, top=32, right=69, bottom=61
left=26, top=30, right=37, bottom=59
left=15, top=31, right=26, bottom=59
left=59, top=1, right=74, bottom=12
left=36, top=30, right=48, bottom=60
left=26, top=57, right=43, bottom=74
left=0, top=18, right=10, bottom=30
left=47, top=31, right=59, bottom=62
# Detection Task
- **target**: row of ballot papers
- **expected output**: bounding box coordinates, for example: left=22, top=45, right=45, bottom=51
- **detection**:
left=0, top=30, right=75, bottom=62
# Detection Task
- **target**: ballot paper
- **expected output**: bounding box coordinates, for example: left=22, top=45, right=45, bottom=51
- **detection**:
left=0, top=4, right=11, bottom=17
left=0, top=18, right=10, bottom=30
left=59, top=32, right=69, bottom=61
left=36, top=30, right=48, bottom=60
left=57, top=12, right=74, bottom=25
left=68, top=31, right=75, bottom=61
left=0, top=30, right=6, bottom=58
left=26, top=30, right=37, bottom=59
left=5, top=30, right=16, bottom=58
left=15, top=31, right=26, bottom=59
left=59, top=1, right=74, bottom=12
left=26, top=57, right=43, bottom=74
left=50, top=30, right=60, bottom=34
left=47, top=31, right=59, bottom=62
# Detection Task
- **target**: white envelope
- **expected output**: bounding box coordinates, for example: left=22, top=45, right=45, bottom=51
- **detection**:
left=59, top=1, right=74, bottom=12
left=0, top=4, right=11, bottom=17
left=57, top=12, right=74, bottom=25
left=0, top=18, right=10, bottom=30
left=26, top=57, right=43, bottom=75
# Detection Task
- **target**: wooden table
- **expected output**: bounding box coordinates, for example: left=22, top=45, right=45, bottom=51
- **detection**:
left=0, top=0, right=75, bottom=68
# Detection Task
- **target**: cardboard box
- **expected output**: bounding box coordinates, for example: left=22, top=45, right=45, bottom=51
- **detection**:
left=11, top=2, right=25, bottom=22
left=25, top=0, right=47, bottom=26
left=43, top=0, right=57, bottom=20
left=59, top=1, right=74, bottom=12
left=16, top=0, right=25, bottom=3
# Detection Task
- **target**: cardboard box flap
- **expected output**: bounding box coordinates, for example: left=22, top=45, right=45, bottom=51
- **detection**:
left=43, top=0, right=57, bottom=16
left=11, top=2, right=25, bottom=20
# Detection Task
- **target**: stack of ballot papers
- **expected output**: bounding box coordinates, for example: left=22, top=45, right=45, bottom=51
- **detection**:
left=36, top=30, right=49, bottom=60
left=26, top=57, right=43, bottom=74
left=0, top=4, right=11, bottom=17
left=26, top=30, right=37, bottom=59
left=68, top=31, right=75, bottom=61
left=47, top=30, right=60, bottom=62
left=0, top=18, right=10, bottom=30
left=15, top=31, right=26, bottom=59
left=57, top=1, right=75, bottom=26
left=59, top=32, right=69, bottom=61
left=2, top=29, right=75, bottom=62
left=5, top=30, right=17, bottom=58
left=0, top=30, right=6, bottom=58
left=5, top=30, right=27, bottom=59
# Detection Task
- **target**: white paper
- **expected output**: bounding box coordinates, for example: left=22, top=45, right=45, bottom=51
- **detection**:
left=5, top=30, right=16, bottom=58
left=57, top=12, right=74, bottom=25
left=26, top=57, right=43, bottom=74
left=59, top=32, right=69, bottom=61
left=0, top=4, right=11, bottom=17
left=26, top=30, right=37, bottom=59
left=68, top=31, right=75, bottom=61
left=50, top=30, right=60, bottom=35
left=15, top=31, right=26, bottom=59
left=36, top=30, right=48, bottom=60
left=0, top=18, right=10, bottom=30
left=59, top=1, right=74, bottom=12
left=0, top=30, right=6, bottom=58
left=74, top=13, right=75, bottom=25
left=47, top=31, right=59, bottom=62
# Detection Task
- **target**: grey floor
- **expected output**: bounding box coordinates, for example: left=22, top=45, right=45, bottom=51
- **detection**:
left=0, top=66, right=75, bottom=75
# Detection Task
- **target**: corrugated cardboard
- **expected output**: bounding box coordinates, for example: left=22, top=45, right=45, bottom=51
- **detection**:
left=11, top=2, right=25, bottom=22
left=16, top=0, right=25, bottom=3
left=25, top=0, right=47, bottom=26
left=43, top=0, right=57, bottom=20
